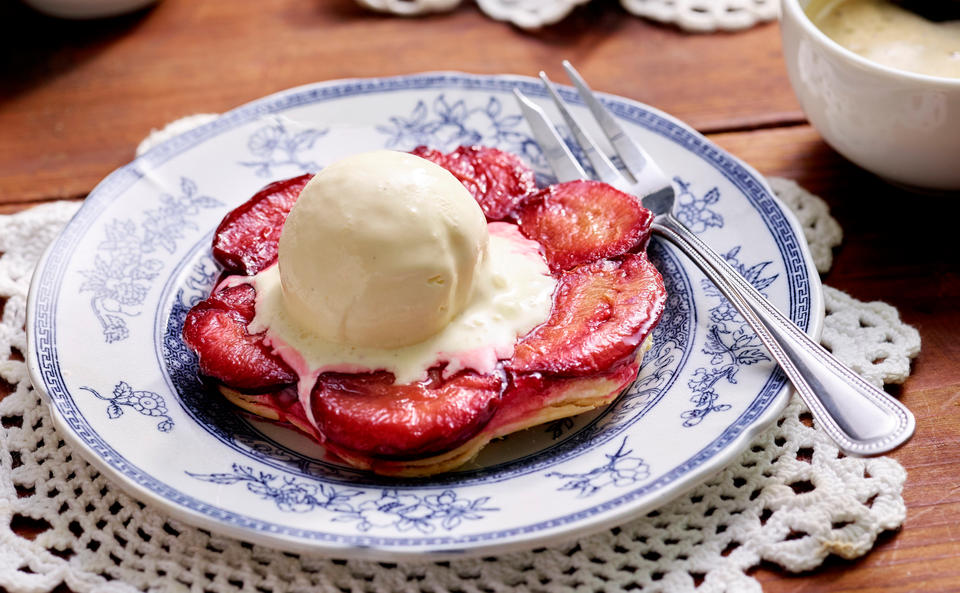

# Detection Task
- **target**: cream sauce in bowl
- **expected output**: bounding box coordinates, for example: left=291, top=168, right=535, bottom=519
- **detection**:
left=805, top=0, right=960, bottom=78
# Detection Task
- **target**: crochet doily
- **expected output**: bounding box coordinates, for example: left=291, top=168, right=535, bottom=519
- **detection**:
left=1, top=172, right=919, bottom=591
left=356, top=0, right=779, bottom=31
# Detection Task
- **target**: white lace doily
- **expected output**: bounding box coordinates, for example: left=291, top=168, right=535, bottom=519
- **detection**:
left=1, top=177, right=918, bottom=591
left=355, top=0, right=779, bottom=31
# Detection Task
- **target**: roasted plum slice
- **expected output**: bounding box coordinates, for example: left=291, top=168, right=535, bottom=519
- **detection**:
left=411, top=145, right=536, bottom=220
left=311, top=369, right=502, bottom=459
left=516, top=180, right=654, bottom=273
left=508, top=252, right=666, bottom=376
left=212, top=173, right=312, bottom=275
left=182, top=284, right=297, bottom=391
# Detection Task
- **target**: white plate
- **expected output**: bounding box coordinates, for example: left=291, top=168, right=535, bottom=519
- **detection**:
left=26, top=73, right=822, bottom=560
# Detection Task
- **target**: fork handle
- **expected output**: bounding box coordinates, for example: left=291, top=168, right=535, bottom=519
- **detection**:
left=653, top=214, right=915, bottom=456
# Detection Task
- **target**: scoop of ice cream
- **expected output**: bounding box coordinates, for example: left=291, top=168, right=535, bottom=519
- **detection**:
left=277, top=150, right=489, bottom=349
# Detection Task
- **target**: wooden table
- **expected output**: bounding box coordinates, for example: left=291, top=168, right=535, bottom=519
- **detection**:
left=2, top=0, right=958, bottom=590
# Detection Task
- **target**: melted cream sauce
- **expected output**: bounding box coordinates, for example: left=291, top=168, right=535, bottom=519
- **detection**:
left=806, top=0, right=960, bottom=78
left=247, top=221, right=557, bottom=385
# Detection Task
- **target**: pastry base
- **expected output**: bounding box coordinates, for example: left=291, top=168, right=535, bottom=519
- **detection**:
left=219, top=337, right=651, bottom=477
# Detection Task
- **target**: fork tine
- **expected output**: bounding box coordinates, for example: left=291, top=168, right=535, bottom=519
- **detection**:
left=512, top=88, right=587, bottom=183
left=562, top=60, right=670, bottom=196
left=538, top=71, right=621, bottom=186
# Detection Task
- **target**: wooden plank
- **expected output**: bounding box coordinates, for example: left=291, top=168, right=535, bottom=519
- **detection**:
left=0, top=0, right=803, bottom=203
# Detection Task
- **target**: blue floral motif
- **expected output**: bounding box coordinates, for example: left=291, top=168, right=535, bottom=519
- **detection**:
left=80, top=382, right=174, bottom=432
left=335, top=490, right=497, bottom=534
left=546, top=437, right=649, bottom=497
left=681, top=246, right=778, bottom=427
left=376, top=95, right=541, bottom=166
left=673, top=177, right=723, bottom=233
left=187, top=465, right=497, bottom=533
left=239, top=122, right=327, bottom=177
left=78, top=177, right=221, bottom=343
left=187, top=464, right=359, bottom=513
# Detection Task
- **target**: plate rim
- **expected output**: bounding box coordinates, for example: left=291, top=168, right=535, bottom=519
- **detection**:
left=25, top=71, right=824, bottom=560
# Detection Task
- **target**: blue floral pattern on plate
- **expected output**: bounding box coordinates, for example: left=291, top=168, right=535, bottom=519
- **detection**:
left=80, top=382, right=174, bottom=433
left=187, top=464, right=496, bottom=532
left=547, top=437, right=650, bottom=498
left=377, top=94, right=542, bottom=167
left=681, top=247, right=778, bottom=426
left=673, top=177, right=724, bottom=233
left=239, top=122, right=327, bottom=177
left=78, top=177, right=220, bottom=343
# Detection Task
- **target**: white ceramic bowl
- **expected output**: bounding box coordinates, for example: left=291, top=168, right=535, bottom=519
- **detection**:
left=780, top=0, right=960, bottom=191
left=21, top=0, right=158, bottom=19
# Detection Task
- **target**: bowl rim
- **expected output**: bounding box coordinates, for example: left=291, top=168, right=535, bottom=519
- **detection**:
left=781, top=0, right=960, bottom=88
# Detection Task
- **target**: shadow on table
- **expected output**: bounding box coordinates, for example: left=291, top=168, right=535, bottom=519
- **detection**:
left=0, top=1, right=153, bottom=104
left=751, top=530, right=902, bottom=588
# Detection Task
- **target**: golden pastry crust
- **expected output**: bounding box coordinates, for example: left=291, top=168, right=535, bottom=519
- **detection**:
left=219, top=337, right=651, bottom=477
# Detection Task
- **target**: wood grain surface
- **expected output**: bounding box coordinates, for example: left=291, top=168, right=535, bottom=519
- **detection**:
left=2, top=0, right=958, bottom=591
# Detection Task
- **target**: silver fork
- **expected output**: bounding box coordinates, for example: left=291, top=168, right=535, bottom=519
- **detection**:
left=513, top=61, right=915, bottom=457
